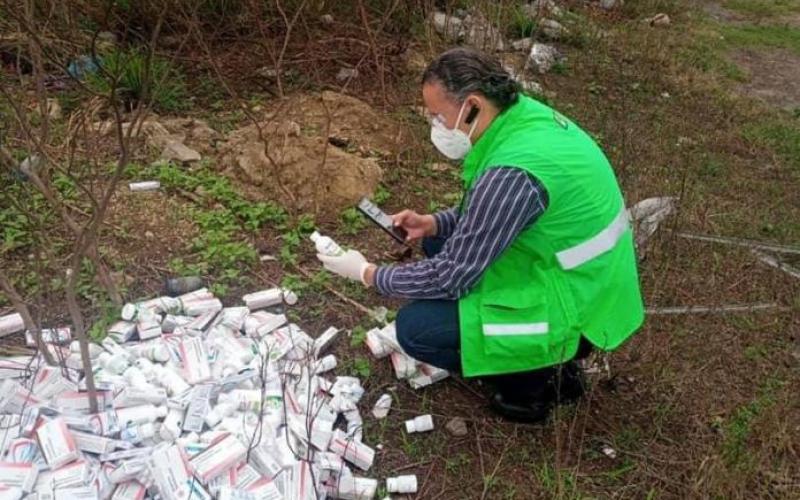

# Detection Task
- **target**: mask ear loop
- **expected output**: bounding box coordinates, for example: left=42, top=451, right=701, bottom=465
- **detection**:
left=454, top=99, right=480, bottom=140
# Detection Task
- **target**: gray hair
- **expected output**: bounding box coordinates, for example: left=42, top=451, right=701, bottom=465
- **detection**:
left=422, top=47, right=520, bottom=111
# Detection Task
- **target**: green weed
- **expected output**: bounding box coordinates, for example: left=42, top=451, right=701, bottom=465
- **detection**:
left=352, top=356, right=371, bottom=379
left=349, top=325, right=368, bottom=348
left=139, top=161, right=287, bottom=290
left=86, top=49, right=188, bottom=112
left=340, top=207, right=366, bottom=235
left=279, top=213, right=315, bottom=265
left=721, top=24, right=800, bottom=54
left=725, top=0, right=800, bottom=18
left=721, top=378, right=784, bottom=467
left=744, top=122, right=800, bottom=169
left=373, top=185, right=392, bottom=205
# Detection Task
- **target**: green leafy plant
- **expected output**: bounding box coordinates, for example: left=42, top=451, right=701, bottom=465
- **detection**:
left=87, top=49, right=188, bottom=112
left=340, top=207, right=366, bottom=235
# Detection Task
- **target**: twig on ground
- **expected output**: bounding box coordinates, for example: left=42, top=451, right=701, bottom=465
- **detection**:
left=751, top=249, right=800, bottom=279
left=678, top=232, right=800, bottom=255
left=646, top=303, right=787, bottom=315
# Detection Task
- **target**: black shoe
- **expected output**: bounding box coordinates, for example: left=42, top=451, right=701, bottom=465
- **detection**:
left=548, top=362, right=586, bottom=404
left=489, top=392, right=553, bottom=423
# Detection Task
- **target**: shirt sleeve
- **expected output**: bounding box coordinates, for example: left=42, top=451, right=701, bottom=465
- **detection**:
left=432, top=207, right=458, bottom=238
left=373, top=167, right=548, bottom=300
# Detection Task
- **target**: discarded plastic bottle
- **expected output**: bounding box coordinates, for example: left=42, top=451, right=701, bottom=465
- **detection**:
left=310, top=231, right=344, bottom=256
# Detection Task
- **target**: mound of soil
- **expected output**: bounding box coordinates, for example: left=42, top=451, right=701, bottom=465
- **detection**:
left=219, top=91, right=406, bottom=212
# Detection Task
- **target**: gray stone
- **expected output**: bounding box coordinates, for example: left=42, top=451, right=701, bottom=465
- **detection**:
left=645, top=13, right=671, bottom=26
left=522, top=0, right=562, bottom=19
left=432, top=11, right=463, bottom=40
left=462, top=14, right=506, bottom=51
left=524, top=43, right=560, bottom=74
left=599, top=0, right=622, bottom=9
left=336, top=68, right=359, bottom=82
left=445, top=417, right=468, bottom=437
left=520, top=80, right=544, bottom=94
left=511, top=37, right=534, bottom=52
left=540, top=18, right=567, bottom=40
left=161, top=140, right=201, bottom=163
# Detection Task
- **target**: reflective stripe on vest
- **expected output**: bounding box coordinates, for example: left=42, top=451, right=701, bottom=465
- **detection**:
left=556, top=208, right=629, bottom=270
left=483, top=322, right=549, bottom=336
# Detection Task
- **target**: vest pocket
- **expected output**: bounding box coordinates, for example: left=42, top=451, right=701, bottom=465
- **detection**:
left=479, top=291, right=550, bottom=358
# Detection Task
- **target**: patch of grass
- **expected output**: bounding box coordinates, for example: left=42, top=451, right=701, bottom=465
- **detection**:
left=445, top=452, right=470, bottom=475
left=535, top=461, right=582, bottom=498
left=743, top=121, right=800, bottom=169
left=372, top=185, right=391, bottom=205
left=721, top=378, right=784, bottom=467
left=349, top=325, right=368, bottom=348
left=340, top=207, right=367, bottom=235
left=721, top=24, right=800, bottom=54
left=86, top=49, right=188, bottom=112
left=140, top=160, right=287, bottom=289
left=725, top=0, right=800, bottom=18
left=279, top=213, right=315, bottom=266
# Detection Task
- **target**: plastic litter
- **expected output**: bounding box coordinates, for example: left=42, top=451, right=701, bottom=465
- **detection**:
left=0, top=285, right=399, bottom=499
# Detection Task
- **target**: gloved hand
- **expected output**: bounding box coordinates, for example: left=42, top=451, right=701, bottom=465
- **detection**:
left=317, top=250, right=370, bottom=284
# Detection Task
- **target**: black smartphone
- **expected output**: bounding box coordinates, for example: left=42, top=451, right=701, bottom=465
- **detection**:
left=357, top=198, right=408, bottom=245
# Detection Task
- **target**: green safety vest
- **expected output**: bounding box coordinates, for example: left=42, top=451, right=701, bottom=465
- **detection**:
left=458, top=95, right=645, bottom=377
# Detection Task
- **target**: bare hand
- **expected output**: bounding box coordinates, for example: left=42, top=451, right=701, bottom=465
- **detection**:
left=391, top=210, right=436, bottom=243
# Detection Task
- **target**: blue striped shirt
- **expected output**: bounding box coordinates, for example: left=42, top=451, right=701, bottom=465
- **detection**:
left=374, top=167, right=548, bottom=299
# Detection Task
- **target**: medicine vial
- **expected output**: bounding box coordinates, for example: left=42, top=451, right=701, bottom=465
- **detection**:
left=282, top=289, right=299, bottom=306
left=314, top=354, right=337, bottom=374
left=386, top=475, right=418, bottom=494
left=310, top=231, right=344, bottom=256
left=371, top=394, right=392, bottom=419
left=404, top=414, right=434, bottom=434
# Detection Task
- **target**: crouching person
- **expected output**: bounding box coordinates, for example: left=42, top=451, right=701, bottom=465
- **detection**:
left=317, top=47, right=645, bottom=422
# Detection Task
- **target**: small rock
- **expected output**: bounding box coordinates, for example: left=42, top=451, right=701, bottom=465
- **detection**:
left=522, top=0, right=562, bottom=19
left=336, top=68, right=359, bottom=82
left=462, top=14, right=505, bottom=51
left=599, top=0, right=622, bottom=9
left=429, top=162, right=451, bottom=172
left=661, top=92, right=671, bottom=99
left=320, top=14, right=334, bottom=25
left=19, top=155, right=42, bottom=178
left=645, top=13, right=671, bottom=26
left=144, top=231, right=155, bottom=239
left=540, top=18, right=567, bottom=40
left=445, top=417, right=468, bottom=437
left=524, top=43, right=560, bottom=74
left=601, top=445, right=617, bottom=459
left=256, top=66, right=278, bottom=79
left=97, top=31, right=117, bottom=44
left=278, top=121, right=301, bottom=138
left=161, top=140, right=201, bottom=163
left=46, top=98, right=62, bottom=120
left=432, top=11, right=463, bottom=40
left=520, top=80, right=544, bottom=94
left=511, top=37, right=534, bottom=52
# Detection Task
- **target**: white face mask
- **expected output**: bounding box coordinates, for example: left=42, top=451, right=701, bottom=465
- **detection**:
left=430, top=100, right=479, bottom=160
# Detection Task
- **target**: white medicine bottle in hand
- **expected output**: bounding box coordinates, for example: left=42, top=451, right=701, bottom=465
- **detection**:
left=310, top=231, right=345, bottom=256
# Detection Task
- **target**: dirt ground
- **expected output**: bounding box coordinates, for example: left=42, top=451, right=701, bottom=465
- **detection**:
left=1, top=0, right=799, bottom=498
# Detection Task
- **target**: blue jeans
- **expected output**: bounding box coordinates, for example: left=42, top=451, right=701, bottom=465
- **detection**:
left=396, top=237, right=462, bottom=371
left=395, top=237, right=592, bottom=378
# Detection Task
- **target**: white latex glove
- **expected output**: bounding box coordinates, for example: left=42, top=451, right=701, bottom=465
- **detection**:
left=317, top=250, right=370, bottom=284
